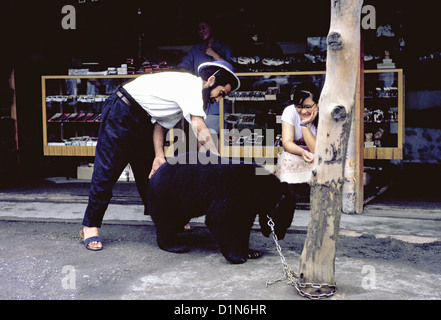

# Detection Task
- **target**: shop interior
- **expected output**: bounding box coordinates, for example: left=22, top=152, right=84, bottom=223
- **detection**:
left=1, top=0, right=440, bottom=211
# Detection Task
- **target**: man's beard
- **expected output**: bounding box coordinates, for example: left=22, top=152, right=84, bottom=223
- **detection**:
left=202, top=84, right=216, bottom=107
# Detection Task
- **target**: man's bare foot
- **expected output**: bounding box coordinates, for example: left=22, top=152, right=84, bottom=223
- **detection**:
left=81, top=226, right=102, bottom=251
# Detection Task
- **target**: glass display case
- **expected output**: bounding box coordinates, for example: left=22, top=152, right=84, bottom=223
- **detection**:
left=219, top=71, right=326, bottom=159
left=42, top=70, right=403, bottom=160
left=363, top=69, right=404, bottom=159
left=42, top=75, right=138, bottom=156
left=219, top=70, right=404, bottom=160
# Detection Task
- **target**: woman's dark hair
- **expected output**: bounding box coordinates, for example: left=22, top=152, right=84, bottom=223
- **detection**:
left=291, top=81, right=320, bottom=106
left=291, top=81, right=320, bottom=126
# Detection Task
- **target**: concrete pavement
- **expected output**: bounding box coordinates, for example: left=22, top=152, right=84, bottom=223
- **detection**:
left=0, top=178, right=440, bottom=303
left=0, top=199, right=440, bottom=243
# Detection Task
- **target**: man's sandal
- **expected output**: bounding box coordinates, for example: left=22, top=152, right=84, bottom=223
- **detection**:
left=80, top=230, right=103, bottom=251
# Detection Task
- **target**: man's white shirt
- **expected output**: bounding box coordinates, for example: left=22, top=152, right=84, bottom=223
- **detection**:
left=123, top=72, right=206, bottom=129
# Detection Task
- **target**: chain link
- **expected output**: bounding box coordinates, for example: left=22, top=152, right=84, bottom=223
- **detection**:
left=265, top=215, right=337, bottom=300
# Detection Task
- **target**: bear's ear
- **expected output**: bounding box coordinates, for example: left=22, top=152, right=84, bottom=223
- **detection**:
left=280, top=181, right=296, bottom=206
left=280, top=182, right=290, bottom=196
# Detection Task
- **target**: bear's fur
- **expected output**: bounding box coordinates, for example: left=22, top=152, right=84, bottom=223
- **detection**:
left=147, top=153, right=296, bottom=264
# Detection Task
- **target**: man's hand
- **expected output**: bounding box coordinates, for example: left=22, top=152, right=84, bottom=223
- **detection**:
left=149, top=123, right=167, bottom=178
left=149, top=156, right=166, bottom=179
left=190, top=116, right=220, bottom=156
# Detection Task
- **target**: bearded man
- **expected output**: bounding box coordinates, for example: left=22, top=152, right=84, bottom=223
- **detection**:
left=80, top=61, right=240, bottom=251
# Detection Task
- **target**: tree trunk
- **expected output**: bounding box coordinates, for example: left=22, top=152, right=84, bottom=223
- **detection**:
left=298, top=0, right=364, bottom=297
left=342, top=110, right=356, bottom=213
left=343, top=36, right=364, bottom=214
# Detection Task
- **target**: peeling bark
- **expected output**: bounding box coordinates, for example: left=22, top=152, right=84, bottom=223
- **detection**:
left=298, top=0, right=363, bottom=295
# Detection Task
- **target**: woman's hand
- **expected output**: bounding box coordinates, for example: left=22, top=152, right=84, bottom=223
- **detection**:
left=300, top=107, right=318, bottom=125
left=301, top=149, right=314, bottom=163
left=205, top=46, right=222, bottom=60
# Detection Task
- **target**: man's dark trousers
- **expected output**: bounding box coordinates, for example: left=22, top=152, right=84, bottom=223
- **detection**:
left=82, top=88, right=154, bottom=228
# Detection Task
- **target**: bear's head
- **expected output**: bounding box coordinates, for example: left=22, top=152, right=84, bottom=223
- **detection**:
left=259, top=183, right=296, bottom=240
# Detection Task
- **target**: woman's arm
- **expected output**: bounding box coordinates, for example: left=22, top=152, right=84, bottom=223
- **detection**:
left=281, top=121, right=314, bottom=163
left=300, top=125, right=317, bottom=154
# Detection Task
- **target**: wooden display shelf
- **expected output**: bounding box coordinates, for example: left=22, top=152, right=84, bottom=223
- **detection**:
left=42, top=75, right=139, bottom=156
left=220, top=145, right=283, bottom=159
left=44, top=145, right=96, bottom=157
left=363, top=69, right=404, bottom=160
left=219, top=70, right=404, bottom=160
left=364, top=147, right=403, bottom=160
left=42, top=70, right=404, bottom=160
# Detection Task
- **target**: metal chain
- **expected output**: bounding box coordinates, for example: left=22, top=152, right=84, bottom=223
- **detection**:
left=265, top=215, right=337, bottom=300
left=265, top=216, right=299, bottom=284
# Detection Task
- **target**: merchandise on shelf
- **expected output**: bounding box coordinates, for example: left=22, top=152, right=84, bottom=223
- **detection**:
left=230, top=52, right=327, bottom=72
left=42, top=75, right=139, bottom=156
left=47, top=136, right=98, bottom=147
left=47, top=112, right=102, bottom=123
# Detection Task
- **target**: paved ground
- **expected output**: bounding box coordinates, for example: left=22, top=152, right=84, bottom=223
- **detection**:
left=0, top=178, right=440, bottom=306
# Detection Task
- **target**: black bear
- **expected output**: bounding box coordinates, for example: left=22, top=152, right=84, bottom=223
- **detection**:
left=147, top=152, right=296, bottom=264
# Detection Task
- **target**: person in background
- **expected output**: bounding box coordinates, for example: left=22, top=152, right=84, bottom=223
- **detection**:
left=178, top=18, right=233, bottom=134
left=255, top=29, right=284, bottom=59
left=80, top=61, right=240, bottom=251
left=276, top=82, right=320, bottom=198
